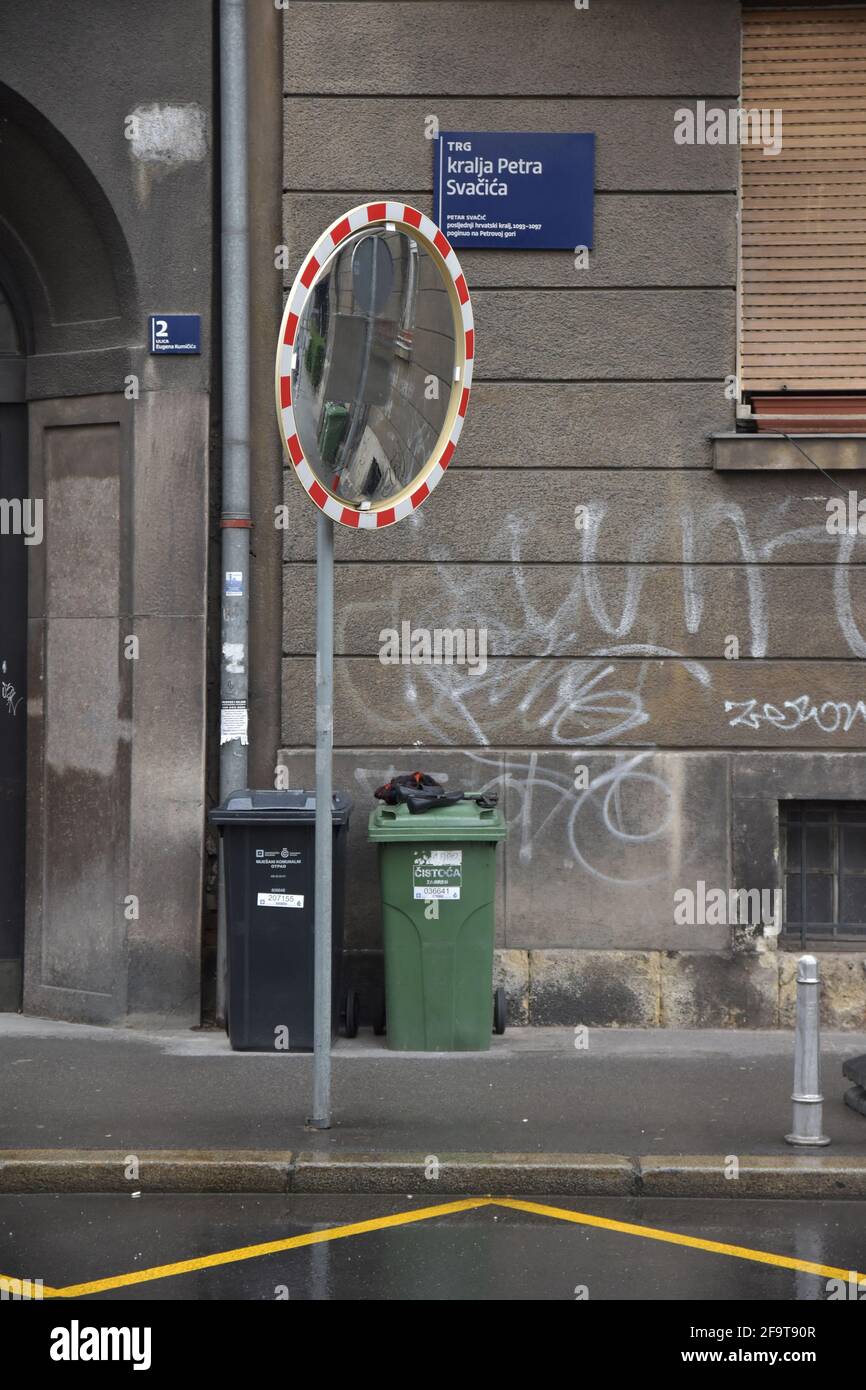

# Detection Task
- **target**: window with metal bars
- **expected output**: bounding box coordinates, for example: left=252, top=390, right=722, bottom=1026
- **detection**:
left=781, top=801, right=866, bottom=946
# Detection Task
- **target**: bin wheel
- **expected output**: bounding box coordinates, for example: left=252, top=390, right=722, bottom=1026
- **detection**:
left=373, top=1002, right=387, bottom=1036
left=343, top=990, right=360, bottom=1039
left=493, top=986, right=507, bottom=1035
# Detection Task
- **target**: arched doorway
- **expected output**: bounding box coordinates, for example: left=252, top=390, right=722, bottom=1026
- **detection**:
left=0, top=280, right=26, bottom=1008
left=0, top=84, right=141, bottom=1021
left=0, top=72, right=210, bottom=1026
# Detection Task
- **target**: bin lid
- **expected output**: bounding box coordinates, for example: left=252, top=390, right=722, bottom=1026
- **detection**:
left=368, top=797, right=505, bottom=842
left=210, top=789, right=352, bottom=826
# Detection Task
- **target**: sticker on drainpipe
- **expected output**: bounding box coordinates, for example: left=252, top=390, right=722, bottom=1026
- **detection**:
left=220, top=700, right=248, bottom=745
left=225, top=571, right=243, bottom=596
left=222, top=642, right=245, bottom=674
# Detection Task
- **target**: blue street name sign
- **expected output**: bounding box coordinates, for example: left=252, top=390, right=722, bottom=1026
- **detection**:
left=434, top=131, right=595, bottom=250
left=149, top=314, right=202, bottom=354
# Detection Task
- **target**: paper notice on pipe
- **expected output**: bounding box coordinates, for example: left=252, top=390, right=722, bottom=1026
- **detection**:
left=220, top=700, right=249, bottom=745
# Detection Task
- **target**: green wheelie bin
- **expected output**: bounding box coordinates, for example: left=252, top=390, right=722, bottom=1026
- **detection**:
left=317, top=401, right=349, bottom=465
left=369, top=797, right=507, bottom=1051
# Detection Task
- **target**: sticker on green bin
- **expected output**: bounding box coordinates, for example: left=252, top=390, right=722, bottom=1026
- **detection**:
left=412, top=848, right=462, bottom=900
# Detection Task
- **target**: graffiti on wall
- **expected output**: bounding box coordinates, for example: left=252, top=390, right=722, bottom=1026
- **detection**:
left=336, top=502, right=864, bottom=888
left=338, top=504, right=865, bottom=747
left=0, top=660, right=22, bottom=717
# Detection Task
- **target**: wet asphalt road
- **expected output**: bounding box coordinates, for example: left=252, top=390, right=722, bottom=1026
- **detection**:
left=3, top=1193, right=865, bottom=1301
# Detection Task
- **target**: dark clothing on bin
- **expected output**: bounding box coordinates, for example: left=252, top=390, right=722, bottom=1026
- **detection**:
left=375, top=771, right=499, bottom=815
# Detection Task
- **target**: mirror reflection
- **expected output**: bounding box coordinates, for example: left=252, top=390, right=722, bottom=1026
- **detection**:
left=291, top=228, right=457, bottom=506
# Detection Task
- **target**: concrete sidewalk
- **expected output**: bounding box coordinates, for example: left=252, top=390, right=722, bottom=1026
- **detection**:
left=1, top=1015, right=864, bottom=1195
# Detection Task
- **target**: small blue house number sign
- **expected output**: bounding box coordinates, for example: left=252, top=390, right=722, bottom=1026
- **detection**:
left=149, top=314, right=202, bottom=354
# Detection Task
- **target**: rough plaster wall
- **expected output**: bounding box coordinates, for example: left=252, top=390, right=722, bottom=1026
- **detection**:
left=280, top=1, right=866, bottom=1021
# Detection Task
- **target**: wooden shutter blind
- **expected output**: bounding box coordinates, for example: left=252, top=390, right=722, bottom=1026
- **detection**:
left=740, top=6, right=866, bottom=393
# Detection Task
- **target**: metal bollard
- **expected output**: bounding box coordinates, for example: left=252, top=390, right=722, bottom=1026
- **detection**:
left=785, top=954, right=830, bottom=1146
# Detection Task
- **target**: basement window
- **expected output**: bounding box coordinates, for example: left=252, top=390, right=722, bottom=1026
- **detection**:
left=781, top=801, right=866, bottom=946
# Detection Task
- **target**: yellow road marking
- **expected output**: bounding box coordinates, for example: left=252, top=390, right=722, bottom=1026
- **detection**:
left=491, top=1197, right=866, bottom=1284
left=6, top=1193, right=863, bottom=1298
left=45, top=1198, right=493, bottom=1299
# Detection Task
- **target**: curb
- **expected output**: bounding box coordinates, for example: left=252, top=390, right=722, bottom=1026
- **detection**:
left=0, top=1151, right=292, bottom=1195
left=292, top=1152, right=635, bottom=1195
left=638, top=1155, right=866, bottom=1199
left=2, top=1150, right=866, bottom=1198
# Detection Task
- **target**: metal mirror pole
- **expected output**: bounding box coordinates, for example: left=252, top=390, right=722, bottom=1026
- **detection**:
left=311, top=511, right=334, bottom=1129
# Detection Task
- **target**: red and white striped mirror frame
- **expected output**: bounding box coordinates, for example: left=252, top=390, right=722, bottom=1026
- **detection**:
left=274, top=202, right=474, bottom=529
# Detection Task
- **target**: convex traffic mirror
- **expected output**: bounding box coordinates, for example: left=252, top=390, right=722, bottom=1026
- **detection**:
left=276, top=203, right=474, bottom=529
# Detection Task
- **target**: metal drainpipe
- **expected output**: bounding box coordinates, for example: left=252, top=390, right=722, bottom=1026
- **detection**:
left=217, top=0, right=251, bottom=1022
